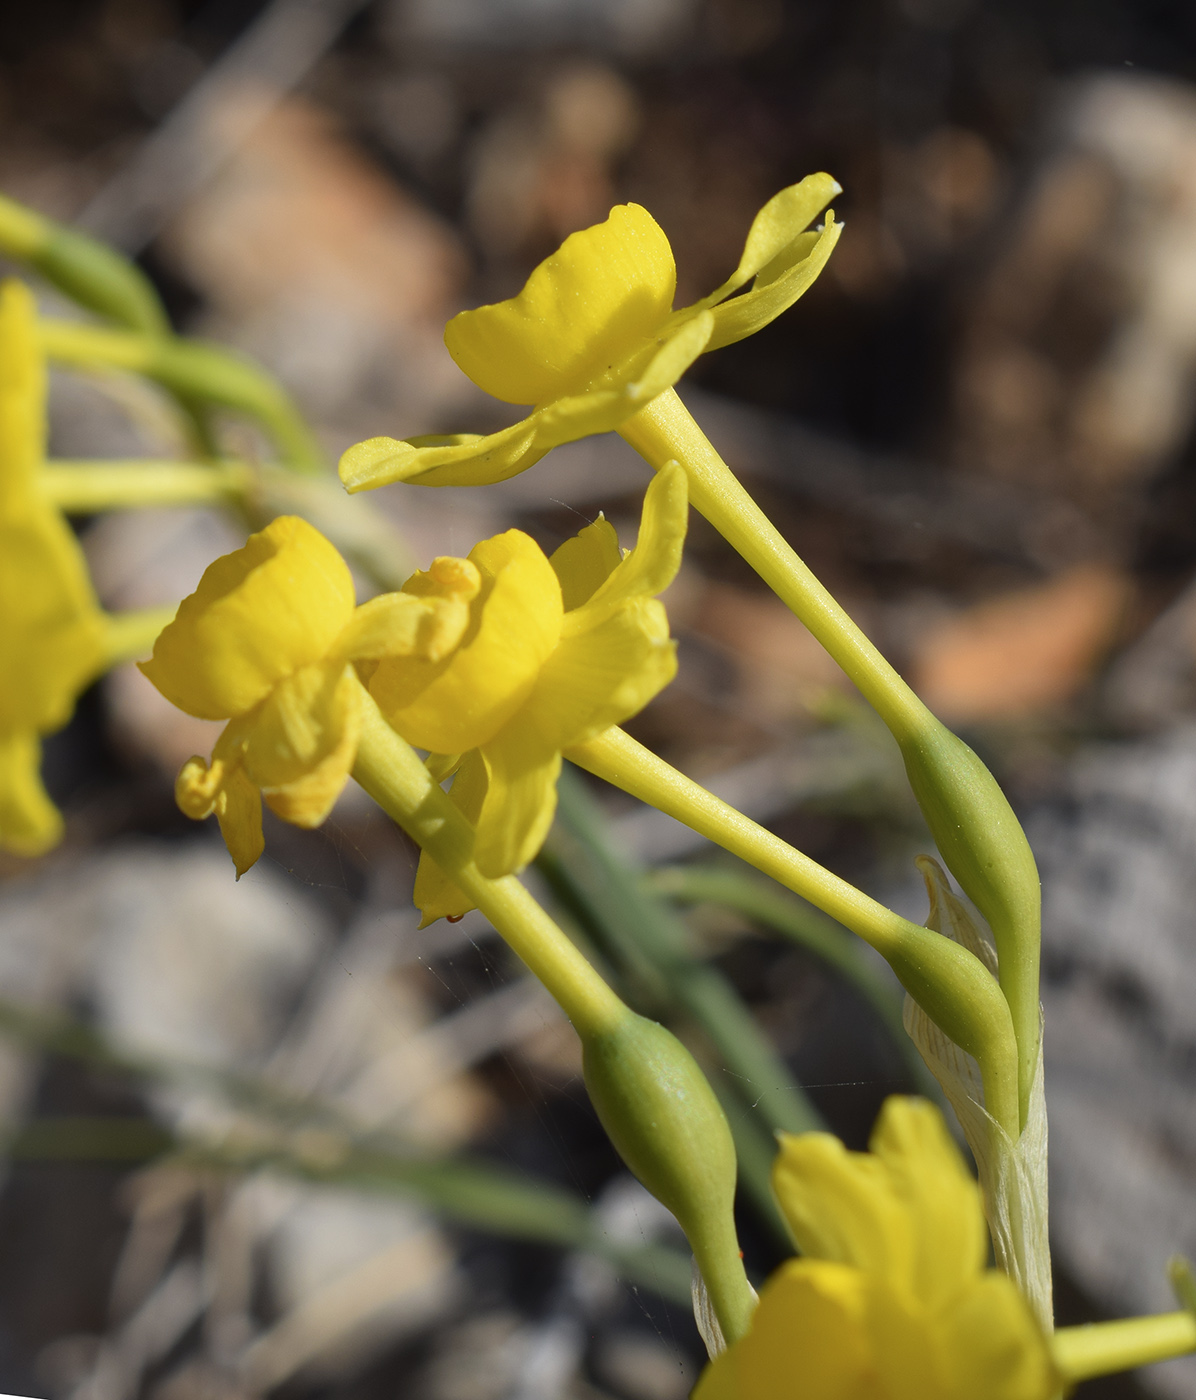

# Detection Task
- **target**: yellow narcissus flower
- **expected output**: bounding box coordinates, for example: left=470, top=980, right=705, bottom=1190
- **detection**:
left=141, top=514, right=477, bottom=877
left=696, top=1097, right=1060, bottom=1400
left=371, top=463, right=688, bottom=923
left=0, top=279, right=107, bottom=856
left=340, top=177, right=841, bottom=492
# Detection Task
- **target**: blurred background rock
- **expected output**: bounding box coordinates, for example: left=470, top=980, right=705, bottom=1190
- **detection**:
left=3, top=0, right=1196, bottom=1397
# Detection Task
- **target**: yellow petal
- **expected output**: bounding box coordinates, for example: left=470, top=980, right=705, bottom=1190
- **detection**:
left=371, top=530, right=563, bottom=754
left=696, top=174, right=842, bottom=308
left=0, top=730, right=63, bottom=856
left=704, top=218, right=841, bottom=354
left=244, top=663, right=360, bottom=827
left=773, top=1097, right=988, bottom=1307
left=549, top=516, right=623, bottom=611
left=571, top=462, right=687, bottom=622
left=215, top=765, right=265, bottom=879
left=693, top=1260, right=874, bottom=1400
left=869, top=1096, right=987, bottom=1308
left=0, top=510, right=107, bottom=734
left=413, top=749, right=488, bottom=925
left=474, top=724, right=562, bottom=877
left=337, top=589, right=474, bottom=665
left=338, top=314, right=712, bottom=493
left=936, top=1274, right=1059, bottom=1400
left=140, top=516, right=356, bottom=721
left=531, top=597, right=676, bottom=751
left=0, top=280, right=46, bottom=506
left=176, top=752, right=226, bottom=819
left=445, top=204, right=676, bottom=405
left=402, top=555, right=483, bottom=603
left=862, top=1280, right=953, bottom=1400
left=175, top=748, right=264, bottom=878
left=772, top=1131, right=916, bottom=1291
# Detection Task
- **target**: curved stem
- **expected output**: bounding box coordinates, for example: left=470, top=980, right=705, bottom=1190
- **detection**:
left=351, top=682, right=625, bottom=1039
left=40, top=321, right=324, bottom=474
left=567, top=725, right=1021, bottom=1139
left=0, top=193, right=168, bottom=335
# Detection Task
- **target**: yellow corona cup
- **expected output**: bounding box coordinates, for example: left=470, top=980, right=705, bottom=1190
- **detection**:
left=141, top=514, right=477, bottom=875
left=369, top=464, right=688, bottom=922
left=0, top=280, right=107, bottom=856
left=339, top=176, right=840, bottom=492
left=696, top=1097, right=1059, bottom=1400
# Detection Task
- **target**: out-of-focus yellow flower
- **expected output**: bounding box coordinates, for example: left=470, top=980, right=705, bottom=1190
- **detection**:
left=0, top=280, right=107, bottom=856
left=141, top=514, right=475, bottom=876
left=695, top=1097, right=1060, bottom=1400
left=370, top=464, right=687, bottom=922
left=340, top=178, right=840, bottom=492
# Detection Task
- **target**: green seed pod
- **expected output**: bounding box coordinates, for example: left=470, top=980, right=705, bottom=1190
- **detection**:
left=898, top=719, right=1041, bottom=1126
left=582, top=1009, right=753, bottom=1343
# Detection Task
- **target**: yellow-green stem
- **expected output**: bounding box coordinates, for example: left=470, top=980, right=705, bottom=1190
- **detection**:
left=619, top=390, right=924, bottom=733
left=619, top=388, right=1041, bottom=1129
left=350, top=684, right=754, bottom=1340
left=351, top=684, right=623, bottom=1038
left=104, top=605, right=178, bottom=667
left=1052, top=1313, right=1196, bottom=1383
left=45, top=460, right=250, bottom=511
left=567, top=725, right=1021, bottom=1138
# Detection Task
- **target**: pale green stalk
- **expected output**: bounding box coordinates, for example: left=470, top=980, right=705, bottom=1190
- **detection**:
left=619, top=388, right=1041, bottom=1130
left=44, top=459, right=250, bottom=511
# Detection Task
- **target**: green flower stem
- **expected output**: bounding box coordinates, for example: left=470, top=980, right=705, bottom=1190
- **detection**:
left=352, top=683, right=623, bottom=1039
left=39, top=321, right=324, bottom=474
left=350, top=683, right=755, bottom=1343
left=1052, top=1313, right=1196, bottom=1383
left=619, top=388, right=1041, bottom=1132
left=547, top=765, right=824, bottom=1139
left=649, top=864, right=939, bottom=1097
left=104, top=605, right=179, bottom=667
left=45, top=459, right=416, bottom=594
left=0, top=193, right=168, bottom=334
left=44, top=459, right=251, bottom=510
left=567, top=725, right=1021, bottom=1140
